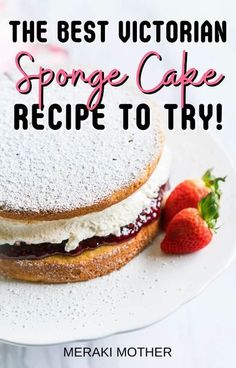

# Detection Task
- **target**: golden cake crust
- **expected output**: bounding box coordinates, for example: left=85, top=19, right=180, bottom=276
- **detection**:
left=0, top=220, right=159, bottom=283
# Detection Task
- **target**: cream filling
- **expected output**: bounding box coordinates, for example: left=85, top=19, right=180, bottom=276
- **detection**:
left=0, top=146, right=171, bottom=252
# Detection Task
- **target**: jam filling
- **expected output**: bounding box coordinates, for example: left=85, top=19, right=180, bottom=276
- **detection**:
left=0, top=183, right=168, bottom=260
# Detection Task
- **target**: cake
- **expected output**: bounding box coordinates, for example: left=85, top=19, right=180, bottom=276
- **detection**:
left=0, top=72, right=171, bottom=283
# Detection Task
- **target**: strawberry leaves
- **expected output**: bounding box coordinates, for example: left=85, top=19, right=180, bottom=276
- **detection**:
left=198, top=192, right=220, bottom=230
left=202, top=169, right=226, bottom=199
left=200, top=169, right=226, bottom=230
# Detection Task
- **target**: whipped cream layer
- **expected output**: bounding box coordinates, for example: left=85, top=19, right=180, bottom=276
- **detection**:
left=0, top=147, right=171, bottom=252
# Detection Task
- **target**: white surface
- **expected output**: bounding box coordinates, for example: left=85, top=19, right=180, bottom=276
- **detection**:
left=0, top=0, right=236, bottom=366
left=0, top=129, right=236, bottom=347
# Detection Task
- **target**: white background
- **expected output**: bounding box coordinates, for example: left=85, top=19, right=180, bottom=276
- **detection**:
left=0, top=0, right=236, bottom=367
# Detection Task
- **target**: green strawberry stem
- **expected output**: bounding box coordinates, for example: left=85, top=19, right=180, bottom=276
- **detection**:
left=198, top=192, right=220, bottom=231
left=202, top=169, right=226, bottom=199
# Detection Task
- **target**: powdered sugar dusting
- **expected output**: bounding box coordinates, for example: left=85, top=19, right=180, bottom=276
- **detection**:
left=0, top=72, right=163, bottom=215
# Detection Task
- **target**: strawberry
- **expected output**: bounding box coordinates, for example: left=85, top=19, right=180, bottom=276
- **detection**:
left=161, top=192, right=220, bottom=254
left=162, top=169, right=225, bottom=230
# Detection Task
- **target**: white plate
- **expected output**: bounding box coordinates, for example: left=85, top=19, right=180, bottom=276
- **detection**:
left=0, top=129, right=236, bottom=346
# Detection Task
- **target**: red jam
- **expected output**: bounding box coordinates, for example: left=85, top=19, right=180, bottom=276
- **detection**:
left=0, top=183, right=168, bottom=260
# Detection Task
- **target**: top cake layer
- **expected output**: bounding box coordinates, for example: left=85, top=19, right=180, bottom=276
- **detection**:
left=0, top=71, right=164, bottom=220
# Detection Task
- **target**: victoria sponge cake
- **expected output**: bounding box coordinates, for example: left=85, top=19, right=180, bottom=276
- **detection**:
left=0, top=72, right=171, bottom=283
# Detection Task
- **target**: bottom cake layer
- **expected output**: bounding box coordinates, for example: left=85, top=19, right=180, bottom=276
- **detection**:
left=0, top=220, right=159, bottom=283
